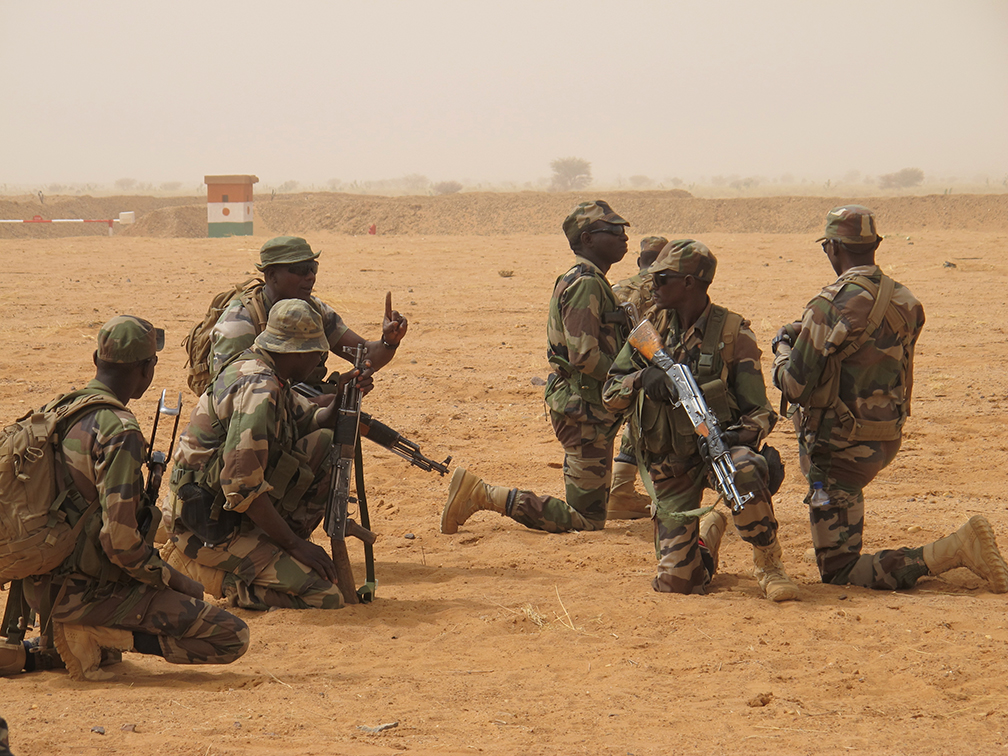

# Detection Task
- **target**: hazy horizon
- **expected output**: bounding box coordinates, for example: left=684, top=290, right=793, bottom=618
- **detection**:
left=2, top=1, right=1006, bottom=189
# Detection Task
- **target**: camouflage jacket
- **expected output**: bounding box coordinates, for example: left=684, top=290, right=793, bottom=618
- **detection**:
left=603, top=302, right=776, bottom=464
left=211, top=287, right=349, bottom=379
left=58, top=379, right=169, bottom=589
left=544, top=256, right=625, bottom=425
left=612, top=270, right=657, bottom=316
left=173, top=346, right=324, bottom=518
left=772, top=265, right=924, bottom=437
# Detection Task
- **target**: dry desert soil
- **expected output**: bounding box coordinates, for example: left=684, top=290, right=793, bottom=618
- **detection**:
left=2, top=191, right=1008, bottom=755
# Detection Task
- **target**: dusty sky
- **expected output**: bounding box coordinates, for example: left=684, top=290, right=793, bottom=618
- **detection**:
left=2, top=0, right=1006, bottom=188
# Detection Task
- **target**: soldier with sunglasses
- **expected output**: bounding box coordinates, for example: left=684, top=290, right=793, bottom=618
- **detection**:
left=442, top=201, right=633, bottom=534
left=210, top=236, right=408, bottom=393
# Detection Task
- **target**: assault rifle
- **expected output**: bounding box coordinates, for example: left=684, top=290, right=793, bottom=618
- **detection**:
left=323, top=346, right=378, bottom=604
left=144, top=390, right=182, bottom=508
left=627, top=319, right=754, bottom=514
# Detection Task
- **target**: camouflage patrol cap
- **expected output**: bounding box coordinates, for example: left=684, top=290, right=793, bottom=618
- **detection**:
left=562, top=201, right=629, bottom=247
left=816, top=205, right=882, bottom=244
left=254, top=298, right=329, bottom=354
left=649, top=239, right=717, bottom=283
left=96, top=315, right=164, bottom=363
left=256, top=236, right=320, bottom=271
left=640, top=236, right=668, bottom=255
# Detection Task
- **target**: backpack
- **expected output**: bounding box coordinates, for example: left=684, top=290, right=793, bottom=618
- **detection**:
left=182, top=278, right=268, bottom=395
left=0, top=390, right=126, bottom=584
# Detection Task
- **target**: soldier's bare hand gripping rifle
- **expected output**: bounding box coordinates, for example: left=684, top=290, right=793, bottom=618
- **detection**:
left=627, top=320, right=754, bottom=514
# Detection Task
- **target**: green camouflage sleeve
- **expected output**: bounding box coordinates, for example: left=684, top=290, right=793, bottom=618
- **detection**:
left=313, top=296, right=350, bottom=350
left=729, top=324, right=776, bottom=442
left=602, top=340, right=648, bottom=414
left=217, top=366, right=283, bottom=513
left=63, top=403, right=170, bottom=588
left=210, top=297, right=258, bottom=373
left=548, top=271, right=618, bottom=383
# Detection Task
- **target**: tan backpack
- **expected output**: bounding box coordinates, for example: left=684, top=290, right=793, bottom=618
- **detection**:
left=0, top=391, right=126, bottom=583
left=182, top=278, right=268, bottom=395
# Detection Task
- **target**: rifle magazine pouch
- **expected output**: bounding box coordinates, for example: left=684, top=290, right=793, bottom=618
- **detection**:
left=177, top=483, right=241, bottom=547
left=760, top=444, right=785, bottom=496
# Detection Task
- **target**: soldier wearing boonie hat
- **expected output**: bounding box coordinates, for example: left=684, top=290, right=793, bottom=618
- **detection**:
left=169, top=297, right=351, bottom=612
left=10, top=314, right=250, bottom=681
left=604, top=239, right=800, bottom=602
left=207, top=234, right=408, bottom=394
left=442, top=200, right=636, bottom=536
left=771, top=206, right=1008, bottom=596
left=95, top=315, right=164, bottom=363
left=608, top=234, right=671, bottom=521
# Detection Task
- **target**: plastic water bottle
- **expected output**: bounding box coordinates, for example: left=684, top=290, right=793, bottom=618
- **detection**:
left=809, top=481, right=830, bottom=509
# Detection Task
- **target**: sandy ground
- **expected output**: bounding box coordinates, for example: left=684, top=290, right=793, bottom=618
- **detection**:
left=2, top=218, right=1008, bottom=755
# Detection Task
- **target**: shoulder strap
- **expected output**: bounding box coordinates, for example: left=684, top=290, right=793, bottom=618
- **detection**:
left=836, top=274, right=895, bottom=361
left=698, top=305, right=728, bottom=377
left=237, top=280, right=268, bottom=333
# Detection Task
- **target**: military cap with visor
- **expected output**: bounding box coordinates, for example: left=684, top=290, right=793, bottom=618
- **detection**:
left=649, top=239, right=717, bottom=283
left=256, top=236, right=321, bottom=271
left=562, top=200, right=630, bottom=247
left=816, top=205, right=882, bottom=245
left=96, top=315, right=164, bottom=363
left=254, top=299, right=329, bottom=354
left=639, top=236, right=668, bottom=255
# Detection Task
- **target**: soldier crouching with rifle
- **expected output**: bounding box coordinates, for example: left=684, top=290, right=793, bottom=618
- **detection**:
left=602, top=241, right=799, bottom=601
left=164, top=300, right=367, bottom=610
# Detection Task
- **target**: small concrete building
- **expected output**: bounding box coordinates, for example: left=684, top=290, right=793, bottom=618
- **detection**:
left=205, top=174, right=258, bottom=237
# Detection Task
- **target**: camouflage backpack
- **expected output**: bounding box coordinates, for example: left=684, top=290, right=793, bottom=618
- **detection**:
left=182, top=278, right=268, bottom=395
left=0, top=390, right=126, bottom=583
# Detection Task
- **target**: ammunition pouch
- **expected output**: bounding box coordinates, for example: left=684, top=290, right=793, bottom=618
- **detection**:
left=177, top=483, right=241, bottom=547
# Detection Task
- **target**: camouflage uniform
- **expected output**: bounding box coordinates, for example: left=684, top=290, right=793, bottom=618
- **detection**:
left=211, top=288, right=349, bottom=382
left=605, top=300, right=780, bottom=593
left=611, top=236, right=668, bottom=471
left=25, top=318, right=248, bottom=667
left=170, top=328, right=344, bottom=610
left=496, top=203, right=628, bottom=532
left=773, top=206, right=927, bottom=589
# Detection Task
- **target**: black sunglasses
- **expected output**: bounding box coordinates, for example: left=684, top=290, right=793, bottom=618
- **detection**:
left=587, top=224, right=627, bottom=237
left=287, top=260, right=319, bottom=277
left=652, top=271, right=686, bottom=287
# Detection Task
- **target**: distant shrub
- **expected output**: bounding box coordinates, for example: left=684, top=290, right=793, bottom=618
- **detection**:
left=879, top=168, right=924, bottom=189
left=433, top=180, right=463, bottom=195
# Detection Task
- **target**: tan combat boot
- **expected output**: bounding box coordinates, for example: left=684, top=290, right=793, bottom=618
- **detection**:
left=606, top=461, right=653, bottom=520
left=162, top=539, right=226, bottom=598
left=440, top=468, right=511, bottom=534
left=753, top=540, right=800, bottom=602
left=923, top=515, right=1008, bottom=593
left=698, top=509, right=729, bottom=570
left=53, top=623, right=134, bottom=681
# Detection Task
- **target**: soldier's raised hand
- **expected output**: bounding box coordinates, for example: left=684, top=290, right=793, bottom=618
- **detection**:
left=382, top=292, right=408, bottom=347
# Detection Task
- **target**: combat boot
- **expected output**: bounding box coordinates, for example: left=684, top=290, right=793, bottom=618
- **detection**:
left=440, top=468, right=511, bottom=534
left=753, top=540, right=800, bottom=602
left=698, top=509, right=729, bottom=571
left=162, top=539, right=226, bottom=598
left=606, top=461, right=652, bottom=520
left=53, top=623, right=134, bottom=681
left=923, top=515, right=1008, bottom=593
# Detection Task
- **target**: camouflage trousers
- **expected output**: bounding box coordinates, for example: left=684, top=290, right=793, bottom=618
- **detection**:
left=171, top=524, right=344, bottom=611
left=795, top=413, right=928, bottom=589
left=614, top=424, right=637, bottom=465
left=649, top=446, right=779, bottom=595
left=509, top=412, right=622, bottom=533
left=23, top=575, right=249, bottom=665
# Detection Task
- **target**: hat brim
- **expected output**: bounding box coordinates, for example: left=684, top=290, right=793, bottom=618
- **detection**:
left=255, top=250, right=321, bottom=272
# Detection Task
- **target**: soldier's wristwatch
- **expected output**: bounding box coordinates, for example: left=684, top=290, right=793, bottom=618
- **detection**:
left=771, top=333, right=792, bottom=355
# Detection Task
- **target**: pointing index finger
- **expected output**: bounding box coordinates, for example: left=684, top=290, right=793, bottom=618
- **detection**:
left=385, top=291, right=393, bottom=320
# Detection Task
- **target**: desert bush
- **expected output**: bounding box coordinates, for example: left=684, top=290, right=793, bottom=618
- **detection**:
left=115, top=177, right=137, bottom=191
left=433, top=180, right=463, bottom=195
left=879, top=168, right=924, bottom=189
left=550, top=157, right=592, bottom=191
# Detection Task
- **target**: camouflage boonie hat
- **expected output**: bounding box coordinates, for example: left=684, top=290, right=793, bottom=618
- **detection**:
left=816, top=205, right=882, bottom=244
left=649, top=239, right=717, bottom=283
left=256, top=236, right=320, bottom=271
left=640, top=236, right=668, bottom=255
left=96, top=315, right=164, bottom=363
left=562, top=200, right=629, bottom=247
left=254, top=299, right=329, bottom=354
